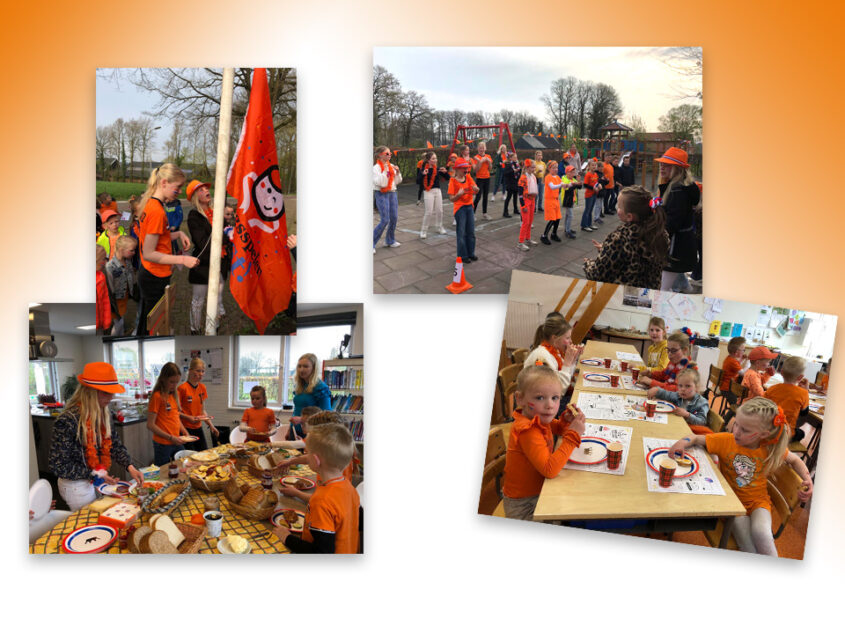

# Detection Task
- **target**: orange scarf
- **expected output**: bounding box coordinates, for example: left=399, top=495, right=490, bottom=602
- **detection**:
left=541, top=342, right=564, bottom=370
left=423, top=162, right=437, bottom=191
left=85, top=419, right=112, bottom=471
left=378, top=160, right=395, bottom=193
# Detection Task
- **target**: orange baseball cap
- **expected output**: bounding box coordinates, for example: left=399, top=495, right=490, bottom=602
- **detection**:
left=454, top=159, right=471, bottom=170
left=77, top=362, right=126, bottom=394
left=523, top=159, right=534, bottom=167
left=186, top=180, right=211, bottom=201
left=748, top=346, right=778, bottom=361
left=654, top=147, right=690, bottom=169
left=100, top=209, right=119, bottom=223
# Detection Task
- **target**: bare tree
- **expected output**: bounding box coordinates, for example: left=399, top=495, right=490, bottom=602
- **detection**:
left=587, top=83, right=622, bottom=139
left=373, top=65, right=402, bottom=142
left=542, top=77, right=577, bottom=136
left=660, top=47, right=702, bottom=100
left=658, top=104, right=702, bottom=143
left=96, top=126, right=109, bottom=178
left=164, top=120, right=185, bottom=165
left=573, top=81, right=592, bottom=138
left=398, top=90, right=431, bottom=146
left=138, top=118, right=156, bottom=177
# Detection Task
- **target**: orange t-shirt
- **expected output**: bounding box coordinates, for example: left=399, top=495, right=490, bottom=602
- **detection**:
left=149, top=391, right=181, bottom=445
left=502, top=410, right=581, bottom=499
left=242, top=407, right=276, bottom=434
left=741, top=368, right=769, bottom=399
left=602, top=162, right=615, bottom=188
left=544, top=175, right=562, bottom=221
left=302, top=476, right=360, bottom=554
left=138, top=197, right=173, bottom=278
left=177, top=381, right=208, bottom=429
left=720, top=356, right=742, bottom=391
left=763, top=383, right=809, bottom=432
left=472, top=154, right=492, bottom=179
left=705, top=433, right=784, bottom=513
left=583, top=172, right=598, bottom=198
left=447, top=175, right=476, bottom=214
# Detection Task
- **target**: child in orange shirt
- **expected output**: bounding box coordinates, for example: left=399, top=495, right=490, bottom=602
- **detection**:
left=472, top=141, right=494, bottom=220
left=719, top=336, right=746, bottom=402
left=146, top=362, right=194, bottom=466
left=239, top=385, right=279, bottom=442
left=540, top=161, right=565, bottom=244
left=742, top=346, right=777, bottom=398
left=447, top=158, right=479, bottom=263
left=502, top=365, right=586, bottom=520
left=764, top=356, right=811, bottom=442
left=580, top=159, right=601, bottom=233
left=95, top=245, right=114, bottom=334
left=516, top=159, right=539, bottom=251
left=668, top=397, right=812, bottom=556
left=177, top=358, right=219, bottom=451
left=273, top=423, right=361, bottom=553
left=96, top=209, right=126, bottom=259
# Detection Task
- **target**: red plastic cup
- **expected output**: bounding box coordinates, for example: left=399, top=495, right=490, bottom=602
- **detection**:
left=645, top=400, right=657, bottom=417
left=610, top=374, right=620, bottom=387
left=631, top=367, right=640, bottom=381
left=659, top=458, right=677, bottom=487
left=620, top=361, right=628, bottom=372
left=607, top=442, right=623, bottom=470
left=603, top=358, right=612, bottom=368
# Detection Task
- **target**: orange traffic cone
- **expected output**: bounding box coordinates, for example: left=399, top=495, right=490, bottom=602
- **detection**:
left=446, top=257, right=473, bottom=294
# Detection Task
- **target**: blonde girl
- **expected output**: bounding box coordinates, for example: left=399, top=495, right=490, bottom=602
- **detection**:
left=416, top=151, right=448, bottom=239
left=644, top=316, right=669, bottom=372
left=472, top=141, right=494, bottom=219
left=146, top=362, right=193, bottom=465
left=524, top=314, right=584, bottom=393
left=372, top=146, right=402, bottom=251
left=136, top=164, right=199, bottom=334
left=502, top=365, right=586, bottom=520
left=177, top=357, right=218, bottom=451
left=653, top=148, right=700, bottom=292
left=292, top=353, right=332, bottom=416
left=668, top=397, right=812, bottom=556
left=49, top=362, right=145, bottom=509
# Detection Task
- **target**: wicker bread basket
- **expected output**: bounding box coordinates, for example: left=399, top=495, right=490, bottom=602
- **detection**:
left=188, top=462, right=235, bottom=493
left=223, top=478, right=278, bottom=521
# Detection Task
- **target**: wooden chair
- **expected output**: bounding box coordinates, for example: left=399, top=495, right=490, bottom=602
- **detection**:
left=498, top=363, right=522, bottom=394
left=511, top=348, right=529, bottom=366
left=725, top=380, right=748, bottom=423
left=704, top=365, right=724, bottom=412
left=706, top=409, right=725, bottom=434
left=503, top=383, right=518, bottom=418
left=767, top=463, right=805, bottom=539
left=478, top=427, right=508, bottom=515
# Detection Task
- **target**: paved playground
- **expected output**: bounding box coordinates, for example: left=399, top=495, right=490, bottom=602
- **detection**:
left=373, top=185, right=622, bottom=294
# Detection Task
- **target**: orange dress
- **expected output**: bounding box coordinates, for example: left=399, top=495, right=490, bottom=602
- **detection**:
left=544, top=175, right=562, bottom=221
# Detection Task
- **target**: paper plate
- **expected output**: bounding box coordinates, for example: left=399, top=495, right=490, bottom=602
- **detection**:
left=271, top=508, right=306, bottom=532
left=584, top=373, right=611, bottom=383
left=280, top=476, right=316, bottom=490
left=62, top=525, right=117, bottom=554
left=96, top=481, right=137, bottom=498
left=569, top=437, right=609, bottom=465
left=580, top=358, right=604, bottom=367
left=30, top=479, right=53, bottom=521
left=646, top=448, right=700, bottom=478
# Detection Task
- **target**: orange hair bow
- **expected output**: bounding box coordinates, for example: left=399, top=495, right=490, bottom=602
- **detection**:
left=762, top=406, right=787, bottom=446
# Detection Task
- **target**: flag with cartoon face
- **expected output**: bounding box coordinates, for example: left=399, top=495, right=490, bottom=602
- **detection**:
left=226, top=68, right=293, bottom=334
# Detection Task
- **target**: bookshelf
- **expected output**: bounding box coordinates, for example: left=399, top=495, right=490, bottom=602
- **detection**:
left=322, top=357, right=364, bottom=445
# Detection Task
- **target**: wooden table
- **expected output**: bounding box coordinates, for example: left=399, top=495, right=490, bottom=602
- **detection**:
left=573, top=340, right=648, bottom=397
left=535, top=341, right=747, bottom=546
left=30, top=445, right=313, bottom=554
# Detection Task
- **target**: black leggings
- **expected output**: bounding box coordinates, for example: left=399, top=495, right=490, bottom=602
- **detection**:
left=504, top=189, right=519, bottom=215
left=473, top=178, right=490, bottom=214
left=543, top=220, right=560, bottom=237
left=137, top=265, right=171, bottom=335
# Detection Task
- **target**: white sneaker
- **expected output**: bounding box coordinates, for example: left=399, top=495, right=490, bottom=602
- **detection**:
left=389, top=241, right=401, bottom=248
left=517, top=243, right=530, bottom=251
left=438, top=226, right=447, bottom=234
left=373, top=248, right=376, bottom=254
left=453, top=218, right=457, bottom=225
left=528, top=239, right=539, bottom=245
left=415, top=200, right=421, bottom=206
left=482, top=213, right=491, bottom=220
left=489, top=193, right=495, bottom=201
left=420, top=231, right=427, bottom=239
left=590, top=224, right=599, bottom=230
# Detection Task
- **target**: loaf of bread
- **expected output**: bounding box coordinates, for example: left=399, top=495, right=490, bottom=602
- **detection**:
left=226, top=479, right=243, bottom=504
left=241, top=486, right=265, bottom=508
left=129, top=525, right=152, bottom=554
left=152, top=515, right=186, bottom=548
left=141, top=529, right=179, bottom=554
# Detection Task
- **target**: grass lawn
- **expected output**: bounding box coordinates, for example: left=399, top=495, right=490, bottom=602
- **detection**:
left=96, top=181, right=147, bottom=200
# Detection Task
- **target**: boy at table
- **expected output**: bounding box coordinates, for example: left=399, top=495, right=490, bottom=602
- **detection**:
left=638, top=331, right=697, bottom=391
left=719, top=336, right=746, bottom=403
left=764, top=356, right=810, bottom=443
left=272, top=423, right=360, bottom=553
left=741, top=346, right=778, bottom=399
left=276, top=410, right=360, bottom=487
left=646, top=368, right=711, bottom=434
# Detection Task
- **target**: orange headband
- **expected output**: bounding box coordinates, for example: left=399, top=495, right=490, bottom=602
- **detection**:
left=762, top=406, right=787, bottom=446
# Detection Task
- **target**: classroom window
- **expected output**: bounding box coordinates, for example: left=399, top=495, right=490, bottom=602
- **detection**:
left=286, top=325, right=353, bottom=403
left=29, top=361, right=59, bottom=404
left=108, top=338, right=175, bottom=398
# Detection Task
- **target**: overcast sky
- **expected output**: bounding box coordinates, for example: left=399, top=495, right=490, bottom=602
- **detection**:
left=374, top=47, right=701, bottom=130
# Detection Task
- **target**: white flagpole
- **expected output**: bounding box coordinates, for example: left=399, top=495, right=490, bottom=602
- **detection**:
left=205, top=67, right=235, bottom=335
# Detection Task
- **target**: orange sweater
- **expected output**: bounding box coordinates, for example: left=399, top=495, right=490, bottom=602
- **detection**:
left=502, top=410, right=581, bottom=499
left=720, top=356, right=742, bottom=391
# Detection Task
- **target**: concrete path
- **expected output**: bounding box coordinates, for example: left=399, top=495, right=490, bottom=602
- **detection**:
left=373, top=185, right=621, bottom=294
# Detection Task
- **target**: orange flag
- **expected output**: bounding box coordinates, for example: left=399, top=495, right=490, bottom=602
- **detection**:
left=426, top=140, right=433, bottom=148
left=226, top=68, right=293, bottom=334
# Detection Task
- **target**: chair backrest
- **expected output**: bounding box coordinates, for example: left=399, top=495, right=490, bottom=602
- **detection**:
left=729, top=380, right=748, bottom=400
left=268, top=423, right=291, bottom=444
left=486, top=426, right=507, bottom=464
left=498, top=363, right=523, bottom=393
left=478, top=454, right=506, bottom=515
left=706, top=409, right=725, bottom=433
left=707, top=364, right=722, bottom=391
left=503, top=383, right=518, bottom=417
left=229, top=427, right=247, bottom=444
left=511, top=348, right=529, bottom=366
left=767, top=463, right=804, bottom=539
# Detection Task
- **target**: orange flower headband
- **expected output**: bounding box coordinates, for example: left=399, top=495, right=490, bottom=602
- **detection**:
left=762, top=406, right=787, bottom=446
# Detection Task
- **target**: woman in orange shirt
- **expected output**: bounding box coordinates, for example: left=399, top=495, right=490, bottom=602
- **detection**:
left=580, top=159, right=600, bottom=233
left=146, top=362, right=195, bottom=466
left=136, top=164, right=199, bottom=335
left=471, top=142, right=494, bottom=220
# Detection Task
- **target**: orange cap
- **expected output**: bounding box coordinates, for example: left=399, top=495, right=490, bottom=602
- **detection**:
left=186, top=180, right=211, bottom=201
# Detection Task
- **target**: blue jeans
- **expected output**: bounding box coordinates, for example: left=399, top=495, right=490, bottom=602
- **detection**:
left=594, top=194, right=604, bottom=222
left=454, top=205, right=476, bottom=259
left=493, top=168, right=505, bottom=196
left=373, top=191, right=399, bottom=247
left=153, top=441, right=183, bottom=467
left=582, top=197, right=596, bottom=228
left=564, top=207, right=573, bottom=233
left=536, top=182, right=544, bottom=211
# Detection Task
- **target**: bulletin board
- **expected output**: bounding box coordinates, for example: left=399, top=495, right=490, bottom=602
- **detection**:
left=178, top=347, right=224, bottom=385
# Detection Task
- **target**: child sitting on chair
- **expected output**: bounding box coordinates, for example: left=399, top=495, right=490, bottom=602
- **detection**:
left=647, top=368, right=710, bottom=434
left=764, top=356, right=811, bottom=443
left=502, top=365, right=585, bottom=521
left=719, top=336, right=746, bottom=403
left=638, top=331, right=696, bottom=391
left=644, top=316, right=669, bottom=372
left=742, top=346, right=778, bottom=398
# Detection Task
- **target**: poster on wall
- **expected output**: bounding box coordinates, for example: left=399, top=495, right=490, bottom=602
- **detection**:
left=179, top=347, right=224, bottom=384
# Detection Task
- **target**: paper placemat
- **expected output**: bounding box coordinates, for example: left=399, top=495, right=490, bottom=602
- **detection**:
left=565, top=423, right=633, bottom=476
left=642, top=436, right=726, bottom=495
left=616, top=351, right=644, bottom=363
left=623, top=396, right=669, bottom=424
left=577, top=392, right=630, bottom=421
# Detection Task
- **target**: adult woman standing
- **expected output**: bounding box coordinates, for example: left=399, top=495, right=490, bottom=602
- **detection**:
left=289, top=353, right=333, bottom=438
left=654, top=148, right=700, bottom=292
left=472, top=142, right=494, bottom=220
left=523, top=314, right=583, bottom=393
left=136, top=164, right=199, bottom=335
left=185, top=180, right=233, bottom=335
left=49, top=363, right=145, bottom=510
left=373, top=146, right=402, bottom=253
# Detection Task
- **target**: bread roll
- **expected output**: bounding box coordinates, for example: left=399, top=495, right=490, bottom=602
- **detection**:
left=129, top=525, right=152, bottom=554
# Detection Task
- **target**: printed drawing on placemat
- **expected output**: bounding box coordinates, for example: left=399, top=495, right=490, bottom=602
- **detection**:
left=642, top=437, right=725, bottom=495
left=565, top=423, right=633, bottom=476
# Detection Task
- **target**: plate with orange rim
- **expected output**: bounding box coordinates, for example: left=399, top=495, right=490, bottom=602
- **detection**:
left=280, top=476, right=315, bottom=490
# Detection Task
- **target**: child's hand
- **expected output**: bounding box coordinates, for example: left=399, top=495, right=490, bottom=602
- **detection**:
left=286, top=235, right=297, bottom=249
left=271, top=525, right=291, bottom=543
left=639, top=376, right=653, bottom=387
left=798, top=477, right=813, bottom=502
left=673, top=406, right=689, bottom=419
left=646, top=386, right=661, bottom=399
left=178, top=234, right=191, bottom=251
left=457, top=187, right=466, bottom=196
left=798, top=377, right=810, bottom=389
left=591, top=240, right=602, bottom=250
left=279, top=485, right=299, bottom=498
left=472, top=186, right=479, bottom=193
left=182, top=255, right=200, bottom=268
left=209, top=424, right=219, bottom=437
left=568, top=410, right=586, bottom=436
left=667, top=439, right=687, bottom=460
